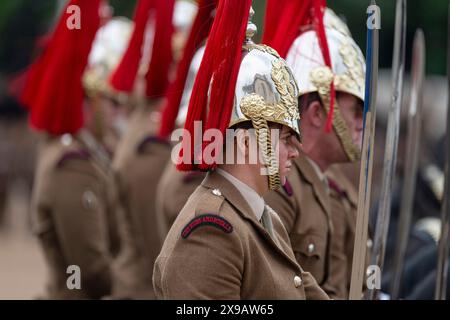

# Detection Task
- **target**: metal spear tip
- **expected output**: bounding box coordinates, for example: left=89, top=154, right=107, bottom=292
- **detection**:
left=249, top=6, right=255, bottom=20
left=246, top=7, right=257, bottom=43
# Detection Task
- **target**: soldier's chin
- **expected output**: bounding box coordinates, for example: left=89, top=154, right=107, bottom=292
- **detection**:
left=280, top=175, right=287, bottom=187
left=353, top=137, right=363, bottom=150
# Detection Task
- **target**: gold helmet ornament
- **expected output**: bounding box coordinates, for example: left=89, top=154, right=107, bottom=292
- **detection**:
left=286, top=8, right=365, bottom=162
left=178, top=1, right=300, bottom=191
left=172, top=0, right=198, bottom=61
left=83, top=17, right=133, bottom=105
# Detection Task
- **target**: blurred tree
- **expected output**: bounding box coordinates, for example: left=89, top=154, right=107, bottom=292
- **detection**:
left=329, top=0, right=448, bottom=75
left=0, top=0, right=447, bottom=76
left=0, top=0, right=56, bottom=74
left=110, top=0, right=137, bottom=18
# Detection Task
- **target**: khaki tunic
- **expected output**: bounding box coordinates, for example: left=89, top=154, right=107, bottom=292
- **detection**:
left=324, top=166, right=358, bottom=299
left=326, top=165, right=371, bottom=298
left=153, top=170, right=329, bottom=300
left=264, top=155, right=334, bottom=295
left=113, top=105, right=172, bottom=298
left=155, top=162, right=206, bottom=242
left=32, top=133, right=136, bottom=299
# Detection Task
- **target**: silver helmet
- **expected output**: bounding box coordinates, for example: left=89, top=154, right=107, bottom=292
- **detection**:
left=83, top=17, right=133, bottom=105
left=286, top=8, right=365, bottom=161
left=228, top=9, right=300, bottom=190
left=172, top=0, right=198, bottom=61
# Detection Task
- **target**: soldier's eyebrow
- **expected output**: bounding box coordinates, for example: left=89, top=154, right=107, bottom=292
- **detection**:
left=281, top=130, right=294, bottom=139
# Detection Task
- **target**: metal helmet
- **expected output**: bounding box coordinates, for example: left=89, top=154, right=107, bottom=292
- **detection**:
left=323, top=8, right=352, bottom=37
left=230, top=45, right=300, bottom=136
left=286, top=9, right=365, bottom=162
left=178, top=12, right=301, bottom=139
left=229, top=11, right=300, bottom=190
left=172, top=0, right=198, bottom=61
left=83, top=17, right=133, bottom=105
left=179, top=4, right=299, bottom=192
left=173, top=0, right=198, bottom=33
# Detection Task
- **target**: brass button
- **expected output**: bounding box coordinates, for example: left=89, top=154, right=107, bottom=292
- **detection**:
left=212, top=189, right=222, bottom=196
left=82, top=190, right=98, bottom=210
left=294, top=275, right=303, bottom=288
left=367, top=239, right=373, bottom=249
left=307, top=243, right=315, bottom=253
left=61, top=134, right=73, bottom=146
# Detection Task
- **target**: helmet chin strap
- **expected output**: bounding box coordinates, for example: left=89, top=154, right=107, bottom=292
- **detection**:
left=330, top=102, right=361, bottom=162
left=310, top=66, right=361, bottom=162
left=251, top=117, right=281, bottom=191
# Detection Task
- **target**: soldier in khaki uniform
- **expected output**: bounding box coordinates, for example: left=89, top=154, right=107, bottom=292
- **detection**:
left=326, top=164, right=373, bottom=298
left=154, top=170, right=327, bottom=299
left=263, top=5, right=366, bottom=298
left=265, top=154, right=334, bottom=291
left=154, top=2, right=328, bottom=299
left=325, top=165, right=359, bottom=298
left=155, top=1, right=217, bottom=242
left=33, top=132, right=130, bottom=299
left=112, top=0, right=198, bottom=298
left=113, top=100, right=172, bottom=298
left=155, top=45, right=208, bottom=241
left=156, top=163, right=206, bottom=240
left=24, top=6, right=142, bottom=299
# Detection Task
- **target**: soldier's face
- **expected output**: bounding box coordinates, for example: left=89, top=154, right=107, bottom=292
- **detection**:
left=336, top=92, right=364, bottom=150
left=97, top=95, right=129, bottom=147
left=276, top=126, right=300, bottom=185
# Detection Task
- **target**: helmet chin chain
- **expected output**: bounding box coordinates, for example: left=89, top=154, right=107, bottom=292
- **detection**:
left=251, top=117, right=281, bottom=191
left=330, top=103, right=361, bottom=162
left=310, top=66, right=361, bottom=162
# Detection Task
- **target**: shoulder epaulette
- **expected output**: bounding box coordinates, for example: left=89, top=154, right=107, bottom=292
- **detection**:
left=183, top=171, right=206, bottom=184
left=328, top=178, right=348, bottom=200
left=181, top=188, right=231, bottom=239
left=56, top=149, right=90, bottom=168
left=136, top=135, right=171, bottom=154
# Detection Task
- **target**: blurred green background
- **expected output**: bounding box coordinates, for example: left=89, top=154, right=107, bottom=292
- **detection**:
left=0, top=0, right=448, bottom=81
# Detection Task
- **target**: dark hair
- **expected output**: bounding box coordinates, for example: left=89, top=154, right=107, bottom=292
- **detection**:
left=229, top=121, right=282, bottom=131
left=299, top=91, right=364, bottom=114
left=298, top=92, right=323, bottom=116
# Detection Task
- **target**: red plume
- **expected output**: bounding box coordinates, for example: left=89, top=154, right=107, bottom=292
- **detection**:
left=109, top=0, right=175, bottom=99
left=177, top=0, right=252, bottom=171
left=313, top=0, right=335, bottom=131
left=109, top=0, right=153, bottom=93
left=145, top=0, right=175, bottom=98
left=20, top=0, right=101, bottom=135
left=268, top=0, right=314, bottom=58
left=158, top=0, right=217, bottom=138
left=262, top=0, right=289, bottom=46
left=264, top=0, right=335, bottom=132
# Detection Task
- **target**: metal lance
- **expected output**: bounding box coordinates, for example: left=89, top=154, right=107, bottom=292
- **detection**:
left=390, top=29, right=425, bottom=300
left=368, top=0, right=407, bottom=300
left=435, top=4, right=450, bottom=301
left=349, top=0, right=380, bottom=300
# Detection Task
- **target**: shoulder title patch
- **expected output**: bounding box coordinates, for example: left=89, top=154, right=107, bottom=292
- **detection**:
left=181, top=214, right=233, bottom=239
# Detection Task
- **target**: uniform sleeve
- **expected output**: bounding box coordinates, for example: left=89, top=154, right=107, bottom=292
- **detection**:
left=48, top=163, right=112, bottom=298
left=264, top=188, right=297, bottom=234
left=302, top=271, right=330, bottom=300
left=154, top=220, right=244, bottom=299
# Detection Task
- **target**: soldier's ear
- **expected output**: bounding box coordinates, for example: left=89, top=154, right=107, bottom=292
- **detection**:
left=305, top=100, right=326, bottom=128
left=235, top=128, right=249, bottom=157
